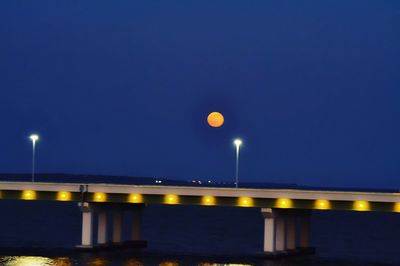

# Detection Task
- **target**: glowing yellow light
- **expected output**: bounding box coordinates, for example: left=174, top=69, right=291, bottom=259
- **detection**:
left=353, top=200, right=370, bottom=211
left=57, top=191, right=72, bottom=201
left=276, top=198, right=292, bottom=208
left=93, top=192, right=107, bottom=202
left=201, top=196, right=216, bottom=206
left=128, top=193, right=143, bottom=203
left=22, top=190, right=36, bottom=200
left=165, top=194, right=179, bottom=204
left=315, top=199, right=331, bottom=210
left=394, top=202, right=400, bottom=213
left=238, top=197, right=253, bottom=207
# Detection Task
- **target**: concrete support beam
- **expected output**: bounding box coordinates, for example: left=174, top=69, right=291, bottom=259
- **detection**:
left=299, top=211, right=311, bottom=249
left=112, top=211, right=123, bottom=243
left=262, top=208, right=286, bottom=253
left=78, top=202, right=94, bottom=247
left=131, top=207, right=142, bottom=241
left=262, top=208, right=276, bottom=253
left=97, top=211, right=107, bottom=245
left=81, top=211, right=93, bottom=246
left=275, top=216, right=286, bottom=252
left=285, top=214, right=296, bottom=251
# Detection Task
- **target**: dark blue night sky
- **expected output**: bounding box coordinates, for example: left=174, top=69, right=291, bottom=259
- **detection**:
left=1, top=1, right=399, bottom=188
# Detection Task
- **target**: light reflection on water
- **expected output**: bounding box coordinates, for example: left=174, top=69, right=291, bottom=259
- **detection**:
left=125, top=259, right=143, bottom=266
left=86, top=258, right=107, bottom=266
left=0, top=256, right=254, bottom=266
left=159, top=262, right=179, bottom=266
left=0, top=256, right=64, bottom=266
left=53, top=258, right=72, bottom=266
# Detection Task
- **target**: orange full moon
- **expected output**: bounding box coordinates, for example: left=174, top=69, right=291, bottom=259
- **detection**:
left=207, top=112, right=224, bottom=127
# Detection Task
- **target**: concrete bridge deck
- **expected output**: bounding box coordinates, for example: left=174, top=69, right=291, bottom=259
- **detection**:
left=0, top=181, right=399, bottom=212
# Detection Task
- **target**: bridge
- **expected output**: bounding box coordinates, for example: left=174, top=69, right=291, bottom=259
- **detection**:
left=1, top=181, right=400, bottom=256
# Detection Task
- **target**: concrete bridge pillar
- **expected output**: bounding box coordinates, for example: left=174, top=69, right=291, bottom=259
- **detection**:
left=76, top=202, right=147, bottom=250
left=78, top=202, right=94, bottom=248
left=97, top=211, right=108, bottom=245
left=298, top=210, right=311, bottom=249
left=261, top=208, right=313, bottom=256
left=131, top=205, right=142, bottom=241
left=262, top=208, right=287, bottom=253
left=285, top=213, right=296, bottom=251
left=262, top=208, right=279, bottom=253
left=275, top=214, right=286, bottom=252
left=112, top=211, right=123, bottom=244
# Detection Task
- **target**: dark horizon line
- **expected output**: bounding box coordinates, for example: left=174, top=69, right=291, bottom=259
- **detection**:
left=0, top=173, right=397, bottom=193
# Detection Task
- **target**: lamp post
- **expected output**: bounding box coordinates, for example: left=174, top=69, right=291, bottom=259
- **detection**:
left=29, top=134, right=39, bottom=182
left=233, top=138, right=242, bottom=188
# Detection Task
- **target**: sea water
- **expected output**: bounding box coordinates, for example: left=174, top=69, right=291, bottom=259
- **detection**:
left=0, top=201, right=399, bottom=266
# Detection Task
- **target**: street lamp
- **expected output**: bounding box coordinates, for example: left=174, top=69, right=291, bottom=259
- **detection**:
left=29, top=134, right=39, bottom=182
left=233, top=138, right=243, bottom=188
